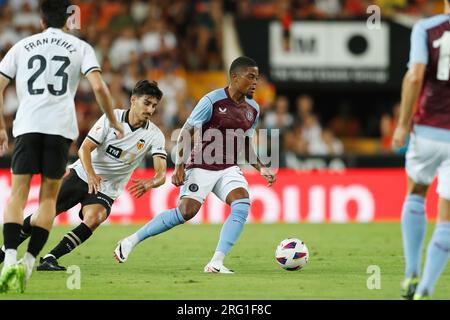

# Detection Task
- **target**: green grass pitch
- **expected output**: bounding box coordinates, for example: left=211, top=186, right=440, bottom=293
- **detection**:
left=2, top=223, right=450, bottom=300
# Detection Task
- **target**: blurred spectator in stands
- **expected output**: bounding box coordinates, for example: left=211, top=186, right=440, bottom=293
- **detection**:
left=328, top=102, right=361, bottom=137
left=315, top=0, right=343, bottom=18
left=293, top=0, right=319, bottom=18
left=193, top=0, right=223, bottom=70
left=236, top=0, right=252, bottom=18
left=157, top=55, right=187, bottom=129
left=108, top=73, right=129, bottom=108
left=123, top=52, right=145, bottom=93
left=380, top=102, right=400, bottom=153
left=277, top=0, right=292, bottom=51
left=249, top=0, right=277, bottom=18
left=130, top=0, right=151, bottom=25
left=8, top=0, right=38, bottom=12
left=173, top=96, right=194, bottom=129
left=264, top=95, right=294, bottom=130
left=0, top=6, right=21, bottom=51
left=342, top=0, right=371, bottom=17
left=283, top=123, right=310, bottom=168
left=284, top=124, right=309, bottom=155
left=141, top=17, right=178, bottom=68
left=109, top=27, right=141, bottom=70
left=375, top=0, right=407, bottom=17
left=12, top=2, right=40, bottom=30
left=295, top=94, right=315, bottom=124
left=308, top=128, right=344, bottom=155
left=253, top=74, right=276, bottom=120
left=94, top=34, right=112, bottom=65
left=96, top=0, right=125, bottom=31
left=301, top=113, right=322, bottom=148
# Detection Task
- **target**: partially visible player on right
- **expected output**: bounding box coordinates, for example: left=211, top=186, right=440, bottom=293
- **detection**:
left=392, top=0, right=450, bottom=300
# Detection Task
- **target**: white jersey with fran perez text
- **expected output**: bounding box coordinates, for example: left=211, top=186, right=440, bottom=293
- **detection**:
left=70, top=109, right=167, bottom=199
left=0, top=27, right=101, bottom=140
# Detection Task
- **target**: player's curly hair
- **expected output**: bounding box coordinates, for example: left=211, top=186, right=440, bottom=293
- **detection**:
left=40, top=0, right=73, bottom=29
left=132, top=80, right=163, bottom=100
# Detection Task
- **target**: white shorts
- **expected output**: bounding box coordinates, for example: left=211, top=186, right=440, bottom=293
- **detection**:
left=179, top=166, right=249, bottom=204
left=406, top=133, right=450, bottom=199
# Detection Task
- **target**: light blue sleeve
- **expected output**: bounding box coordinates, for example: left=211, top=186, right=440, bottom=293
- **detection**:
left=251, top=112, right=259, bottom=130
left=408, top=21, right=428, bottom=67
left=186, top=96, right=213, bottom=126
left=246, top=102, right=260, bottom=137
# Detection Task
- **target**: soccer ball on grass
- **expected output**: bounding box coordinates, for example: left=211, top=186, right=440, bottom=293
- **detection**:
left=275, top=238, right=309, bottom=271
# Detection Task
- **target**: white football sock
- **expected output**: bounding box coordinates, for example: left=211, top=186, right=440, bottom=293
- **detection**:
left=22, top=252, right=36, bottom=279
left=4, top=249, right=17, bottom=267
left=128, top=233, right=140, bottom=247
left=211, top=251, right=225, bottom=265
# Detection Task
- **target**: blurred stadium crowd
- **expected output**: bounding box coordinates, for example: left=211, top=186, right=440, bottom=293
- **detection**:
left=0, top=0, right=442, bottom=164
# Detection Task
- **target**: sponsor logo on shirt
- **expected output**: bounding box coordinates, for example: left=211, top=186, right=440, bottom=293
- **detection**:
left=106, top=145, right=122, bottom=159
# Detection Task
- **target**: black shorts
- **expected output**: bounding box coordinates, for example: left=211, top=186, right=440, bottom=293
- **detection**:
left=12, top=133, right=72, bottom=179
left=55, top=169, right=114, bottom=219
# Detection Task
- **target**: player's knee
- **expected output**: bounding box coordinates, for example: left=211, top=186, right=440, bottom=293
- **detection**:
left=409, top=184, right=428, bottom=197
left=83, top=213, right=105, bottom=230
left=178, top=203, right=199, bottom=221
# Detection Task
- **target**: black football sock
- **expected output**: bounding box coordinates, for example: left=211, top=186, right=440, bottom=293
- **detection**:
left=3, top=223, right=22, bottom=250
left=0, top=215, right=33, bottom=264
left=26, top=226, right=50, bottom=258
left=19, top=215, right=32, bottom=244
left=48, top=223, right=93, bottom=260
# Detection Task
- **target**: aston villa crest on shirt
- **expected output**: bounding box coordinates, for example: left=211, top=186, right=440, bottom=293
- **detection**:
left=136, top=139, right=145, bottom=151
left=246, top=111, right=254, bottom=122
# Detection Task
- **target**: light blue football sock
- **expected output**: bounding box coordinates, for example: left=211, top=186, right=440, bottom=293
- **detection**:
left=416, top=222, right=450, bottom=296
left=401, top=194, right=427, bottom=278
left=215, top=199, right=250, bottom=255
left=135, top=208, right=185, bottom=243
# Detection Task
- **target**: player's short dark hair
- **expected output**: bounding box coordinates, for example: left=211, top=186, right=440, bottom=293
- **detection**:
left=132, top=80, right=163, bottom=100
left=40, top=0, right=72, bottom=29
left=229, top=56, right=258, bottom=76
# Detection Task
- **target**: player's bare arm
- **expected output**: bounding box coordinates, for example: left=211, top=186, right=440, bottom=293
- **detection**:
left=245, top=137, right=276, bottom=187
left=0, top=74, right=10, bottom=155
left=78, top=137, right=102, bottom=194
left=172, top=123, right=195, bottom=187
left=129, top=155, right=167, bottom=199
left=392, top=63, right=426, bottom=149
left=86, top=71, right=124, bottom=139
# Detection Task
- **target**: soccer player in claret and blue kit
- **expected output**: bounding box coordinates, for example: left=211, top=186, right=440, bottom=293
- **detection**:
left=393, top=0, right=450, bottom=300
left=114, top=56, right=276, bottom=273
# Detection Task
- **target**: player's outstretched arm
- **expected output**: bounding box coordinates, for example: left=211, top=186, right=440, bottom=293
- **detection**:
left=78, top=138, right=102, bottom=194
left=0, top=75, right=9, bottom=155
left=392, top=63, right=426, bottom=149
left=128, top=156, right=167, bottom=198
left=244, top=137, right=276, bottom=187
left=86, top=71, right=124, bottom=139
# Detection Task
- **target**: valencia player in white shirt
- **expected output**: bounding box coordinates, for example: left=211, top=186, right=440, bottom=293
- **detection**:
left=0, top=80, right=167, bottom=272
left=0, top=0, right=124, bottom=293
